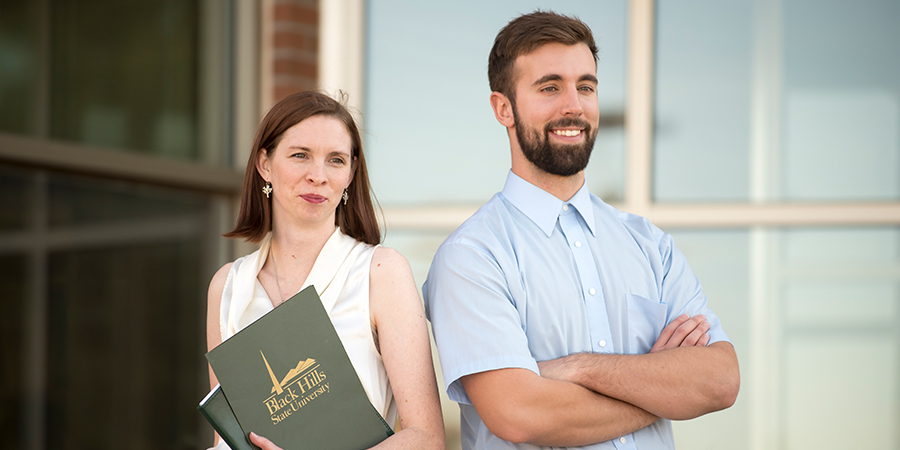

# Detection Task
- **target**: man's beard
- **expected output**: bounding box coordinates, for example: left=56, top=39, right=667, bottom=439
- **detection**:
left=513, top=105, right=597, bottom=177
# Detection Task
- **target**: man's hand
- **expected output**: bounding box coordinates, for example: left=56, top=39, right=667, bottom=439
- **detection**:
left=539, top=314, right=711, bottom=382
left=249, top=432, right=282, bottom=450
left=650, top=314, right=709, bottom=353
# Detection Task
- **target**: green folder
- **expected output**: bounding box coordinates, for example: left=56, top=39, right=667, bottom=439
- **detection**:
left=198, top=384, right=253, bottom=450
left=202, top=286, right=393, bottom=449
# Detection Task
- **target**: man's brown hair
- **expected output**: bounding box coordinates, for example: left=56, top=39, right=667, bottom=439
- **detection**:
left=225, top=91, right=380, bottom=245
left=488, top=10, right=598, bottom=102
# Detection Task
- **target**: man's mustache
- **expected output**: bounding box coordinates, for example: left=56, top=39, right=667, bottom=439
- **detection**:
left=545, top=117, right=592, bottom=131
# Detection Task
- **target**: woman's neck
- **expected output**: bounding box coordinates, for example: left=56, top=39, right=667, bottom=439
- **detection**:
left=266, top=215, right=337, bottom=297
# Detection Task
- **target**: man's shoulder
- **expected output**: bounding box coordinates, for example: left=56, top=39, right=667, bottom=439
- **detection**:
left=423, top=194, right=514, bottom=307
left=590, top=194, right=667, bottom=243
left=440, top=193, right=515, bottom=249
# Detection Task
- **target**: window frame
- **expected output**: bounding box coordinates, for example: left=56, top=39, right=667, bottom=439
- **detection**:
left=338, top=1, right=900, bottom=450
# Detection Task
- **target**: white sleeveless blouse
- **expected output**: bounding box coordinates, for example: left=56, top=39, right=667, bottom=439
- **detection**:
left=211, top=228, right=396, bottom=449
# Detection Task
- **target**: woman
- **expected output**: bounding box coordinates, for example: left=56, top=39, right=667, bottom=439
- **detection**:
left=206, top=91, right=444, bottom=449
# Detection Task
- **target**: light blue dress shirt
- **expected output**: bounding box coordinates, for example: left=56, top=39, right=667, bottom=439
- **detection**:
left=423, top=171, right=730, bottom=450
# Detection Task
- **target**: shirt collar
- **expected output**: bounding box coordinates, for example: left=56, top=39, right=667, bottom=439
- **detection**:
left=500, top=171, right=596, bottom=238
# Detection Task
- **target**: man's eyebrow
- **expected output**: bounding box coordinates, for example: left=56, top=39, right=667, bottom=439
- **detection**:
left=532, top=74, right=562, bottom=86
left=532, top=74, right=599, bottom=86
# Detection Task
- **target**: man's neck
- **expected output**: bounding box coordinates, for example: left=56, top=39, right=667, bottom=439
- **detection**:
left=510, top=150, right=585, bottom=202
left=511, top=166, right=584, bottom=201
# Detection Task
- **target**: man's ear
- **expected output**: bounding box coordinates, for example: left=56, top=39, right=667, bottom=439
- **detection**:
left=490, top=92, right=516, bottom=128
left=256, top=149, right=271, bottom=181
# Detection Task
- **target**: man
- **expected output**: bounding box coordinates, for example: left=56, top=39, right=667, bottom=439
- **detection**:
left=423, top=11, right=739, bottom=450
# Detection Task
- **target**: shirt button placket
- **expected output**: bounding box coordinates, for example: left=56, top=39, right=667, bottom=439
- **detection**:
left=560, top=205, right=612, bottom=356
left=613, top=435, right=638, bottom=450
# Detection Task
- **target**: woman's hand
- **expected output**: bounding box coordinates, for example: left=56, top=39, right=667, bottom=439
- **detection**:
left=249, top=432, right=283, bottom=450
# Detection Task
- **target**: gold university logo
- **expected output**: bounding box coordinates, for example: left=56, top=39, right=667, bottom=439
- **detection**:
left=260, top=350, right=330, bottom=425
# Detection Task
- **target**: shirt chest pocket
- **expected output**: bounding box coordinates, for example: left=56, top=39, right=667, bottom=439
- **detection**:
left=625, top=293, right=667, bottom=354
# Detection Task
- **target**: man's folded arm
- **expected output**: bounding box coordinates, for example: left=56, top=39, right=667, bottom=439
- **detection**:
left=460, top=367, right=658, bottom=447
left=539, top=340, right=739, bottom=420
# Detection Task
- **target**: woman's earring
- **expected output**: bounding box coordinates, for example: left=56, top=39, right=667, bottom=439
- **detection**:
left=262, top=181, right=273, bottom=199
left=342, top=189, right=349, bottom=205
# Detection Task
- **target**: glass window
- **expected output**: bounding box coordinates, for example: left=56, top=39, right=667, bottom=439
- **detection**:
left=0, top=165, right=214, bottom=449
left=778, top=227, right=899, bottom=448
left=666, top=229, right=751, bottom=449
left=49, top=0, right=200, bottom=158
left=654, top=1, right=754, bottom=202
left=654, top=0, right=900, bottom=203
left=0, top=254, right=27, bottom=450
left=47, top=173, right=208, bottom=228
left=0, top=166, right=33, bottom=231
left=46, top=241, right=205, bottom=449
left=780, top=0, right=900, bottom=201
left=0, top=0, right=232, bottom=165
left=0, top=0, right=238, bottom=448
left=365, top=0, right=628, bottom=205
left=667, top=226, right=900, bottom=449
left=0, top=0, right=39, bottom=135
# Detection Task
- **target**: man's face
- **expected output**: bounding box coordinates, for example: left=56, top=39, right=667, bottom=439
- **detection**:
left=510, top=42, right=600, bottom=177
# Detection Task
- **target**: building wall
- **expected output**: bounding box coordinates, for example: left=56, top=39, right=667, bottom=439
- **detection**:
left=271, top=0, right=319, bottom=101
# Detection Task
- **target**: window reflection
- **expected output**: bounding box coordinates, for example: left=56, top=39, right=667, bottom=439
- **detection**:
left=0, top=165, right=212, bottom=449
left=0, top=254, right=27, bottom=450
left=781, top=0, right=900, bottom=201
left=49, top=0, right=199, bottom=158
left=668, top=226, right=900, bottom=449
left=654, top=0, right=900, bottom=203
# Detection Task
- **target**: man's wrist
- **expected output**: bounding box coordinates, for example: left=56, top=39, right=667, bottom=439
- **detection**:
left=568, top=352, right=599, bottom=388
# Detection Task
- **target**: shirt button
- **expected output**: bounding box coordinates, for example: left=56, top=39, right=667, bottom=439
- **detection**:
left=575, top=241, right=582, bottom=248
left=562, top=204, right=569, bottom=211
left=589, top=288, right=596, bottom=295
left=598, top=340, right=607, bottom=348
left=619, top=437, right=627, bottom=444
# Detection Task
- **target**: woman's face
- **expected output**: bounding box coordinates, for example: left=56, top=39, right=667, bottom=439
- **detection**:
left=257, top=115, right=354, bottom=227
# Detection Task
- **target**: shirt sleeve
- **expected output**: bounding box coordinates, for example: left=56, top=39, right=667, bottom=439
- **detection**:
left=423, top=242, right=540, bottom=405
left=656, top=231, right=732, bottom=345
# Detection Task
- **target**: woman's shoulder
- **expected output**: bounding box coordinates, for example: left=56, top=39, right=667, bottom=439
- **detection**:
left=208, top=262, right=234, bottom=301
left=368, top=246, right=421, bottom=324
left=369, top=247, right=417, bottom=303
left=370, top=246, right=412, bottom=277
left=208, top=249, right=258, bottom=298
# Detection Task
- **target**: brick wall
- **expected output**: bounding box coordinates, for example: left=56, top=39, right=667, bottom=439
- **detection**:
left=271, top=0, right=318, bottom=102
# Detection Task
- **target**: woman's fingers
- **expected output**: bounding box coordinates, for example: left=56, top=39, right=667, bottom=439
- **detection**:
left=249, top=432, right=283, bottom=450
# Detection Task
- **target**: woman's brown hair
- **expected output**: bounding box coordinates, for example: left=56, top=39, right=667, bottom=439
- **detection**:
left=224, top=91, right=381, bottom=245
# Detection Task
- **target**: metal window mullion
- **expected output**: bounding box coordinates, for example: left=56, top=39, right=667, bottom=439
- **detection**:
left=0, top=133, right=243, bottom=195
left=23, top=171, right=48, bottom=450
left=625, top=0, right=655, bottom=217
left=318, top=0, right=366, bottom=126
left=748, top=1, right=785, bottom=446
left=233, top=0, right=260, bottom=172
left=199, top=0, right=232, bottom=167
